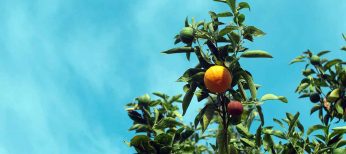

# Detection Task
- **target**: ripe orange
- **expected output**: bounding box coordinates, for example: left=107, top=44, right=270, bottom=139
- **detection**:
left=204, top=65, right=232, bottom=93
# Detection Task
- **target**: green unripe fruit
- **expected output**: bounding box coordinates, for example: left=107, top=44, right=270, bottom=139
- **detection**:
left=179, top=27, right=194, bottom=44
left=310, top=55, right=320, bottom=65
left=309, top=93, right=320, bottom=103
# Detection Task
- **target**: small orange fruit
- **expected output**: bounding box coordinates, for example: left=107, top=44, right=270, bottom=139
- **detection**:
left=204, top=65, right=232, bottom=93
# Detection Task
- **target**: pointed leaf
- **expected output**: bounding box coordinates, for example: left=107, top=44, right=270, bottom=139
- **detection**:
left=182, top=83, right=197, bottom=115
left=240, top=138, right=256, bottom=147
left=333, top=126, right=346, bottom=134
left=256, top=105, right=264, bottom=126
left=310, top=105, right=321, bottom=115
left=307, top=124, right=325, bottom=135
left=219, top=25, right=238, bottom=36
left=162, top=47, right=194, bottom=54
left=240, top=50, right=273, bottom=58
left=240, top=71, right=257, bottom=100
left=261, top=94, right=288, bottom=103
left=262, top=128, right=286, bottom=139
left=288, top=112, right=300, bottom=136
left=217, top=11, right=233, bottom=17
left=238, top=2, right=250, bottom=10
left=236, top=124, right=252, bottom=138
left=201, top=104, right=215, bottom=132
left=317, top=50, right=330, bottom=56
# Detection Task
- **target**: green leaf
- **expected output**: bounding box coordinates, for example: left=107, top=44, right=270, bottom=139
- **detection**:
left=307, top=124, right=325, bottom=135
left=217, top=11, right=233, bottom=17
left=154, top=108, right=159, bottom=124
left=273, top=118, right=285, bottom=128
left=154, top=133, right=173, bottom=146
left=180, top=128, right=194, bottom=143
left=226, top=0, right=236, bottom=13
left=201, top=104, right=215, bottom=132
left=310, top=105, right=321, bottom=115
left=219, top=25, right=238, bottom=36
left=128, top=110, right=146, bottom=124
left=156, top=117, right=182, bottom=128
left=236, top=124, right=252, bottom=138
left=336, top=140, right=346, bottom=148
left=169, top=94, right=182, bottom=103
left=228, top=31, right=240, bottom=45
left=129, top=124, right=149, bottom=132
left=153, top=92, right=168, bottom=100
left=260, top=94, right=288, bottom=103
left=256, top=105, right=264, bottom=126
left=162, top=47, right=194, bottom=54
left=295, top=82, right=309, bottom=93
left=317, top=50, right=330, bottom=56
left=130, top=135, right=151, bottom=147
left=195, top=89, right=209, bottom=102
left=177, top=68, right=204, bottom=82
left=328, top=134, right=342, bottom=146
left=244, top=26, right=266, bottom=37
left=240, top=50, right=273, bottom=58
left=240, top=138, right=256, bottom=147
left=255, top=126, right=262, bottom=146
left=194, top=46, right=212, bottom=68
left=324, top=59, right=342, bottom=70
left=327, top=88, right=340, bottom=102
left=290, top=59, right=305, bottom=65
left=240, top=71, right=257, bottom=100
left=262, top=128, right=286, bottom=139
left=333, top=126, right=346, bottom=134
left=288, top=112, right=300, bottom=136
left=341, top=46, right=346, bottom=51
left=263, top=134, right=274, bottom=152
left=182, top=83, right=197, bottom=116
left=237, top=14, right=245, bottom=24
left=238, top=2, right=250, bottom=10
left=213, top=0, right=227, bottom=4
left=336, top=99, right=344, bottom=114
left=185, top=17, right=189, bottom=27
left=194, top=105, right=207, bottom=129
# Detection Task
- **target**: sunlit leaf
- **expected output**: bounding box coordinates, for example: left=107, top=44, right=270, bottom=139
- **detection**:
left=238, top=2, right=250, bottom=10
left=307, top=124, right=325, bottom=135
left=240, top=50, right=273, bottom=58
left=261, top=94, right=288, bottom=103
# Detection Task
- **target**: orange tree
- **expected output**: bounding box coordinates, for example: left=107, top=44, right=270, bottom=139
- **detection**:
left=125, top=0, right=346, bottom=153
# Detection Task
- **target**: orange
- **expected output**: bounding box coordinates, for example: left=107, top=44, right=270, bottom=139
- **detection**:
left=204, top=65, right=232, bottom=93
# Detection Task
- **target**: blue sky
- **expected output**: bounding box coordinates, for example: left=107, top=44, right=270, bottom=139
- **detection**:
left=0, top=0, right=345, bottom=153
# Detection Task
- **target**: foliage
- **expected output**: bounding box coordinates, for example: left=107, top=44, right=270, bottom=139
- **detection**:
left=125, top=93, right=213, bottom=153
left=125, top=0, right=346, bottom=153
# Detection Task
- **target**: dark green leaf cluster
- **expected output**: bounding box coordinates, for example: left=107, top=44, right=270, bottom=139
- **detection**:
left=291, top=42, right=346, bottom=123
left=125, top=93, right=213, bottom=154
